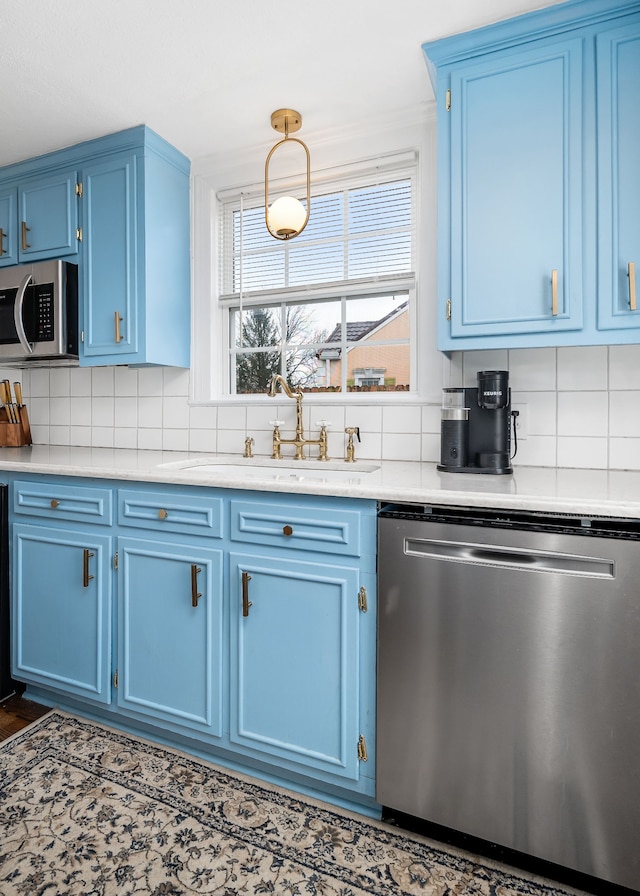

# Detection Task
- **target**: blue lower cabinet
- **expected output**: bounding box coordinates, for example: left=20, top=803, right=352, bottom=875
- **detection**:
left=229, top=551, right=370, bottom=791
left=116, top=537, right=224, bottom=737
left=12, top=523, right=112, bottom=704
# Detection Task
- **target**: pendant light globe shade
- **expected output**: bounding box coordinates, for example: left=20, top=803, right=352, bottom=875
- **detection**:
left=268, top=195, right=307, bottom=239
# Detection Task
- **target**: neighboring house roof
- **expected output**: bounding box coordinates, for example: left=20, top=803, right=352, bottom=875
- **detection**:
left=324, top=301, right=408, bottom=346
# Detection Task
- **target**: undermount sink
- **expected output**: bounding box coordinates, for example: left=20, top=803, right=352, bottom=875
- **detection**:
left=159, top=456, right=380, bottom=481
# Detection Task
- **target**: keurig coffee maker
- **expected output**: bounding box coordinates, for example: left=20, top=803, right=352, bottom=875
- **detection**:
left=438, top=370, right=514, bottom=474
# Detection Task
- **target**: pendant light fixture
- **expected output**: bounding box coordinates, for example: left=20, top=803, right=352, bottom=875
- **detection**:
left=265, top=108, right=310, bottom=240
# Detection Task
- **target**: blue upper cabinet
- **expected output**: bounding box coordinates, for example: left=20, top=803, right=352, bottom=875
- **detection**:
left=79, top=128, right=191, bottom=367
left=596, top=19, right=640, bottom=333
left=0, top=126, right=191, bottom=367
left=423, top=0, right=640, bottom=352
left=0, top=171, right=78, bottom=268
left=448, top=38, right=583, bottom=341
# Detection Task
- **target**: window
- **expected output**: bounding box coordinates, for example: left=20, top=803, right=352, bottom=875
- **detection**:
left=217, top=154, right=417, bottom=396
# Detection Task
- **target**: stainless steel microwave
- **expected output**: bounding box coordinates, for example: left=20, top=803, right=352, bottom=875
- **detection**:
left=0, top=260, right=78, bottom=364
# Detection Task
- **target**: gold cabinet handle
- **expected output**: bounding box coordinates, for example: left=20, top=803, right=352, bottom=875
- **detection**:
left=0, top=227, right=5, bottom=256
left=551, top=269, right=558, bottom=317
left=83, top=548, right=95, bottom=588
left=21, top=221, right=30, bottom=251
left=158, top=508, right=168, bottom=520
left=283, top=524, right=293, bottom=536
left=50, top=499, right=60, bottom=509
left=242, top=570, right=253, bottom=617
left=629, top=262, right=636, bottom=312
left=191, top=564, right=202, bottom=608
left=114, top=311, right=124, bottom=343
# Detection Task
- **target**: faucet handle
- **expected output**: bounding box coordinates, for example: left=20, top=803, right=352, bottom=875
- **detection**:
left=269, top=419, right=285, bottom=427
left=315, top=420, right=331, bottom=429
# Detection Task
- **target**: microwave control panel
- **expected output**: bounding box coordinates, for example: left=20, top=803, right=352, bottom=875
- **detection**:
left=32, top=284, right=55, bottom=342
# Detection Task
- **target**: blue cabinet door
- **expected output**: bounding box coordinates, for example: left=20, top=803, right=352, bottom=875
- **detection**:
left=117, top=537, right=224, bottom=737
left=12, top=523, right=112, bottom=704
left=80, top=153, right=138, bottom=362
left=597, top=20, right=640, bottom=333
left=229, top=551, right=366, bottom=789
left=446, top=37, right=583, bottom=345
left=18, top=170, right=79, bottom=261
left=0, top=187, right=17, bottom=266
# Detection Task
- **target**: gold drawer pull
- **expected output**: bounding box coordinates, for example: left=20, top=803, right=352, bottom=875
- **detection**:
left=114, top=311, right=124, bottom=343
left=283, top=524, right=293, bottom=536
left=242, top=570, right=253, bottom=617
left=158, top=508, right=168, bottom=520
left=629, top=262, right=636, bottom=312
left=191, top=564, right=202, bottom=608
left=0, top=227, right=5, bottom=256
left=21, top=221, right=30, bottom=251
left=50, top=499, right=60, bottom=509
left=83, top=548, right=95, bottom=588
left=551, top=269, right=558, bottom=317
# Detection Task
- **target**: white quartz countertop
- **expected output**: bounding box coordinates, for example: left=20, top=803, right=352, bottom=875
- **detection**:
left=0, top=445, right=639, bottom=518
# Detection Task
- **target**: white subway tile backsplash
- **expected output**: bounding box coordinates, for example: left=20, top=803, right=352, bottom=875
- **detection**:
left=609, top=345, right=640, bottom=390
left=609, top=438, right=640, bottom=471
left=138, top=397, right=163, bottom=428
left=69, top=367, right=92, bottom=397
left=91, top=366, right=115, bottom=396
left=557, top=346, right=608, bottom=391
left=508, top=348, right=556, bottom=391
left=557, top=391, right=608, bottom=438
left=138, top=428, right=163, bottom=450
left=162, top=428, right=189, bottom=452
left=513, top=435, right=557, bottom=468
left=115, top=397, right=138, bottom=429
left=609, top=391, right=640, bottom=438
left=557, top=436, right=608, bottom=469
left=382, top=431, right=421, bottom=461
left=49, top=368, right=70, bottom=397
left=217, top=405, right=246, bottom=431
left=114, top=428, right=138, bottom=450
left=114, top=367, right=139, bottom=396
left=138, top=368, right=163, bottom=397
left=382, top=405, right=421, bottom=434
left=12, top=338, right=640, bottom=472
left=162, top=396, right=190, bottom=430
left=91, top=397, right=115, bottom=428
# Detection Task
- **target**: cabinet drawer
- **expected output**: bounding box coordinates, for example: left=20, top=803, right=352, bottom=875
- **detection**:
left=118, top=489, right=223, bottom=539
left=230, top=499, right=362, bottom=557
left=13, top=480, right=113, bottom=526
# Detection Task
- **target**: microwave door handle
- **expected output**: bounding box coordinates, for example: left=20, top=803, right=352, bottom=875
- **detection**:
left=14, top=272, right=34, bottom=354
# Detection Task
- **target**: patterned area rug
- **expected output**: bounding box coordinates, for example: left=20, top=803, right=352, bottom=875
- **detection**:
left=0, top=711, right=586, bottom=896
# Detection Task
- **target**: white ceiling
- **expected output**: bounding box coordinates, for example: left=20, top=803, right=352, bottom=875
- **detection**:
left=1, top=0, right=564, bottom=168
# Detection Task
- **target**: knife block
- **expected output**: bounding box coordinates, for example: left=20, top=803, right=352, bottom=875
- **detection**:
left=0, top=405, right=32, bottom=447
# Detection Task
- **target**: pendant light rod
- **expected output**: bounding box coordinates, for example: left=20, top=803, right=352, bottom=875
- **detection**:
left=265, top=108, right=311, bottom=241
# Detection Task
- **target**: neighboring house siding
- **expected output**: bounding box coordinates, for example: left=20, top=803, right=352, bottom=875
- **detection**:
left=326, top=308, right=409, bottom=388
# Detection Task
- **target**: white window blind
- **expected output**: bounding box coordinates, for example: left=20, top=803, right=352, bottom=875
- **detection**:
left=218, top=158, right=416, bottom=303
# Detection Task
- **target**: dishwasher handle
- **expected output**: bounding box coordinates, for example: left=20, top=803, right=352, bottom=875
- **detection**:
left=405, top=537, right=614, bottom=578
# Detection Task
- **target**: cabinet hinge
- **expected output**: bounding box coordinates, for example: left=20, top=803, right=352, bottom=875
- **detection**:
left=357, top=734, right=368, bottom=762
left=114, top=551, right=118, bottom=571
left=76, top=227, right=82, bottom=242
left=445, top=88, right=451, bottom=112
left=75, top=182, right=83, bottom=197
left=113, top=670, right=118, bottom=689
left=446, top=298, right=452, bottom=321
left=357, top=585, right=368, bottom=612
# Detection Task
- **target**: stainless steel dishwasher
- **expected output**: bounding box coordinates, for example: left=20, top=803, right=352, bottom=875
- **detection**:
left=377, top=503, right=640, bottom=892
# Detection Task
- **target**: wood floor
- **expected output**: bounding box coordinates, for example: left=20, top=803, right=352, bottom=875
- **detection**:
left=0, top=692, right=49, bottom=742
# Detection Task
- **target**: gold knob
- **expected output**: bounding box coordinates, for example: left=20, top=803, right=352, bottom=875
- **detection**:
left=283, top=524, right=293, bottom=536
left=50, top=499, right=60, bottom=509
left=158, top=508, right=168, bottom=520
